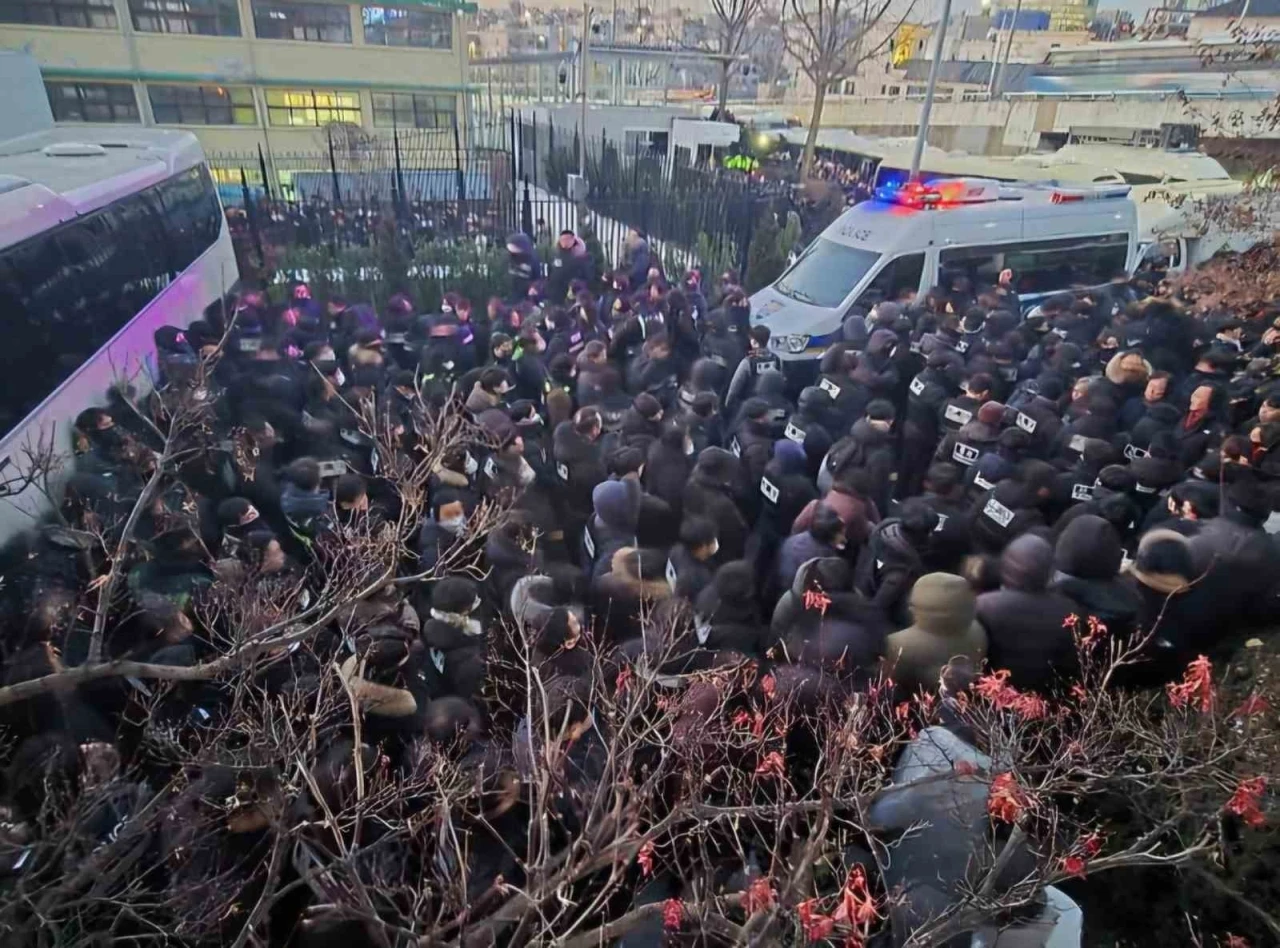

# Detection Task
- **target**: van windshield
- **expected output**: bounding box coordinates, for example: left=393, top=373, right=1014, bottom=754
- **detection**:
left=774, top=239, right=880, bottom=308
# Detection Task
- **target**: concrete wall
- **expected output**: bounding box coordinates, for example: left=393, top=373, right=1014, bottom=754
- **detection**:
left=798, top=92, right=1280, bottom=152
left=0, top=49, right=54, bottom=137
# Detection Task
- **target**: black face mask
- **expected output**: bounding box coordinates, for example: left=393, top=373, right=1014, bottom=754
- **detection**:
left=313, top=359, right=339, bottom=376
left=91, top=427, right=126, bottom=453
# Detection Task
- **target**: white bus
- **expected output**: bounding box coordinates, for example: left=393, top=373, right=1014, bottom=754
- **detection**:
left=0, top=126, right=238, bottom=541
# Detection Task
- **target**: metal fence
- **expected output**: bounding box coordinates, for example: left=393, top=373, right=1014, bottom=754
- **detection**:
left=219, top=113, right=791, bottom=278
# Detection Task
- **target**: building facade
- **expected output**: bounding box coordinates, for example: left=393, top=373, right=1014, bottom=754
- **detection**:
left=0, top=0, right=475, bottom=180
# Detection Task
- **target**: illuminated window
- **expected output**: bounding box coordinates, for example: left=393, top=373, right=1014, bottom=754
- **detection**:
left=371, top=92, right=455, bottom=128
left=0, top=0, right=117, bottom=28
left=362, top=4, right=451, bottom=48
left=129, top=0, right=240, bottom=34
left=45, top=81, right=140, bottom=122
left=149, top=84, right=256, bottom=125
left=252, top=0, right=350, bottom=42
left=265, top=88, right=362, bottom=126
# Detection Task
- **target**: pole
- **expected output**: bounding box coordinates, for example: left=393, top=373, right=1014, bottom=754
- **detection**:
left=257, top=142, right=273, bottom=204
left=909, top=0, right=952, bottom=181
left=994, top=0, right=1022, bottom=98
left=579, top=0, right=590, bottom=177
left=985, top=32, right=998, bottom=96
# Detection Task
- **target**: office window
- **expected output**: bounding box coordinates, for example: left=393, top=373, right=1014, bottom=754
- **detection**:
left=0, top=0, right=117, bottom=27
left=149, top=84, right=256, bottom=125
left=371, top=92, right=454, bottom=129
left=129, top=0, right=240, bottom=34
left=45, top=81, right=140, bottom=123
left=362, top=4, right=451, bottom=48
left=252, top=0, right=350, bottom=42
left=265, top=88, right=361, bottom=126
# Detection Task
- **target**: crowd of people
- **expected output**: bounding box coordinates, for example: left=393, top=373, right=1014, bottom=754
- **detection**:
left=2, top=221, right=1279, bottom=941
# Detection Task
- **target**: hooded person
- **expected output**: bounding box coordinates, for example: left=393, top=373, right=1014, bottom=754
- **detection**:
left=585, top=477, right=642, bottom=579
left=691, top=560, right=765, bottom=655
left=643, top=421, right=695, bottom=517
left=591, top=546, right=672, bottom=644
left=964, top=476, right=1047, bottom=557
left=751, top=439, right=819, bottom=563
left=683, top=447, right=750, bottom=562
left=724, top=323, right=782, bottom=420
left=422, top=577, right=488, bottom=700
left=1119, top=528, right=1221, bottom=684
left=975, top=534, right=1080, bottom=694
left=665, top=516, right=720, bottom=603
left=553, top=407, right=608, bottom=557
left=901, top=351, right=957, bottom=497
left=855, top=499, right=939, bottom=626
left=934, top=400, right=1005, bottom=472
left=883, top=573, right=988, bottom=698
left=544, top=230, right=591, bottom=300
left=782, top=386, right=836, bottom=479
left=767, top=557, right=889, bottom=678
left=791, top=475, right=877, bottom=550
left=771, top=502, right=847, bottom=601
left=831, top=399, right=901, bottom=509
left=730, top=397, right=775, bottom=493
left=1188, top=480, right=1280, bottom=624
left=1050, top=514, right=1142, bottom=639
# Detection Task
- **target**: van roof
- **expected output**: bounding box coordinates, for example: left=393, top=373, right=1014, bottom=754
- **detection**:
left=0, top=127, right=206, bottom=251
left=821, top=180, right=1137, bottom=259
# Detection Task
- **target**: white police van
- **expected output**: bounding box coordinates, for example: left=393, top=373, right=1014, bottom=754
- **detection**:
left=750, top=178, right=1139, bottom=367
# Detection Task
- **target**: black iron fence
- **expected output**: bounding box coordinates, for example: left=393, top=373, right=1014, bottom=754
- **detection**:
left=219, top=112, right=792, bottom=281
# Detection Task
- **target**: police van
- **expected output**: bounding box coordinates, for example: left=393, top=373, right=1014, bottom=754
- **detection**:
left=750, top=178, right=1139, bottom=369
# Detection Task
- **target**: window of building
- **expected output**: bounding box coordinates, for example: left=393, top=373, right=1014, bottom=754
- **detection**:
left=129, top=0, right=240, bottom=34
left=252, top=0, right=350, bottom=42
left=265, top=88, right=361, bottom=126
left=371, top=91, right=455, bottom=129
left=45, top=81, right=140, bottom=123
left=362, top=4, right=451, bottom=48
left=149, top=84, right=256, bottom=125
left=0, top=0, right=117, bottom=27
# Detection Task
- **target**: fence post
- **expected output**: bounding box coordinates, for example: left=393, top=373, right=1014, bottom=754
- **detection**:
left=531, top=118, right=539, bottom=192
left=510, top=110, right=519, bottom=231
left=257, top=143, right=273, bottom=205
left=452, top=112, right=467, bottom=208
left=240, top=167, right=265, bottom=274
left=327, top=126, right=343, bottom=209
left=522, top=176, right=534, bottom=237
left=739, top=195, right=757, bottom=282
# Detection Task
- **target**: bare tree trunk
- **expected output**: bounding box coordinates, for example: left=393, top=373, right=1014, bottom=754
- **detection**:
left=800, top=77, right=828, bottom=179
left=718, top=57, right=731, bottom=117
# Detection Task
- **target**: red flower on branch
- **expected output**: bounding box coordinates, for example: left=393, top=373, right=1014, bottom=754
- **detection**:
left=743, top=876, right=776, bottom=914
left=1062, top=613, right=1079, bottom=629
left=1059, top=855, right=1087, bottom=878
left=662, top=899, right=683, bottom=931
left=636, top=841, right=654, bottom=877
left=832, top=866, right=880, bottom=926
left=1079, top=831, right=1104, bottom=858
left=761, top=674, right=777, bottom=701
left=1223, top=935, right=1252, bottom=948
left=797, top=899, right=835, bottom=942
left=802, top=589, right=832, bottom=615
left=1167, top=655, right=1215, bottom=712
left=953, top=760, right=979, bottom=777
left=1231, top=694, right=1270, bottom=719
left=615, top=665, right=632, bottom=694
left=1225, top=776, right=1267, bottom=827
left=987, top=772, right=1027, bottom=824
left=755, top=751, right=786, bottom=779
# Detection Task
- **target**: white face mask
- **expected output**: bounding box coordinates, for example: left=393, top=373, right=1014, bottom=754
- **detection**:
left=463, top=452, right=479, bottom=476
left=333, top=368, right=346, bottom=388
left=684, top=439, right=694, bottom=456
left=707, top=538, right=719, bottom=558
left=439, top=515, right=465, bottom=534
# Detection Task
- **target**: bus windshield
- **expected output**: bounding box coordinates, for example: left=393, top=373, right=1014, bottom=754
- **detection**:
left=774, top=239, right=880, bottom=309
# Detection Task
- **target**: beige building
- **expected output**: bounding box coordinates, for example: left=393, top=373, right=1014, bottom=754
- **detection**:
left=0, top=0, right=475, bottom=187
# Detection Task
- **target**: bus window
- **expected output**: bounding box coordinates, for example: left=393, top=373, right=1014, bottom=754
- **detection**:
left=0, top=167, right=221, bottom=438
left=851, top=252, right=925, bottom=309
left=1005, top=234, right=1128, bottom=295
left=939, top=245, right=1004, bottom=292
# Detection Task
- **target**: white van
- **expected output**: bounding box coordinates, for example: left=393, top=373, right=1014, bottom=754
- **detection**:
left=750, top=179, right=1139, bottom=365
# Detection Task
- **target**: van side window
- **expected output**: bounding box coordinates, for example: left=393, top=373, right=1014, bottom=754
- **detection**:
left=853, top=252, right=924, bottom=309
left=939, top=234, right=1127, bottom=298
